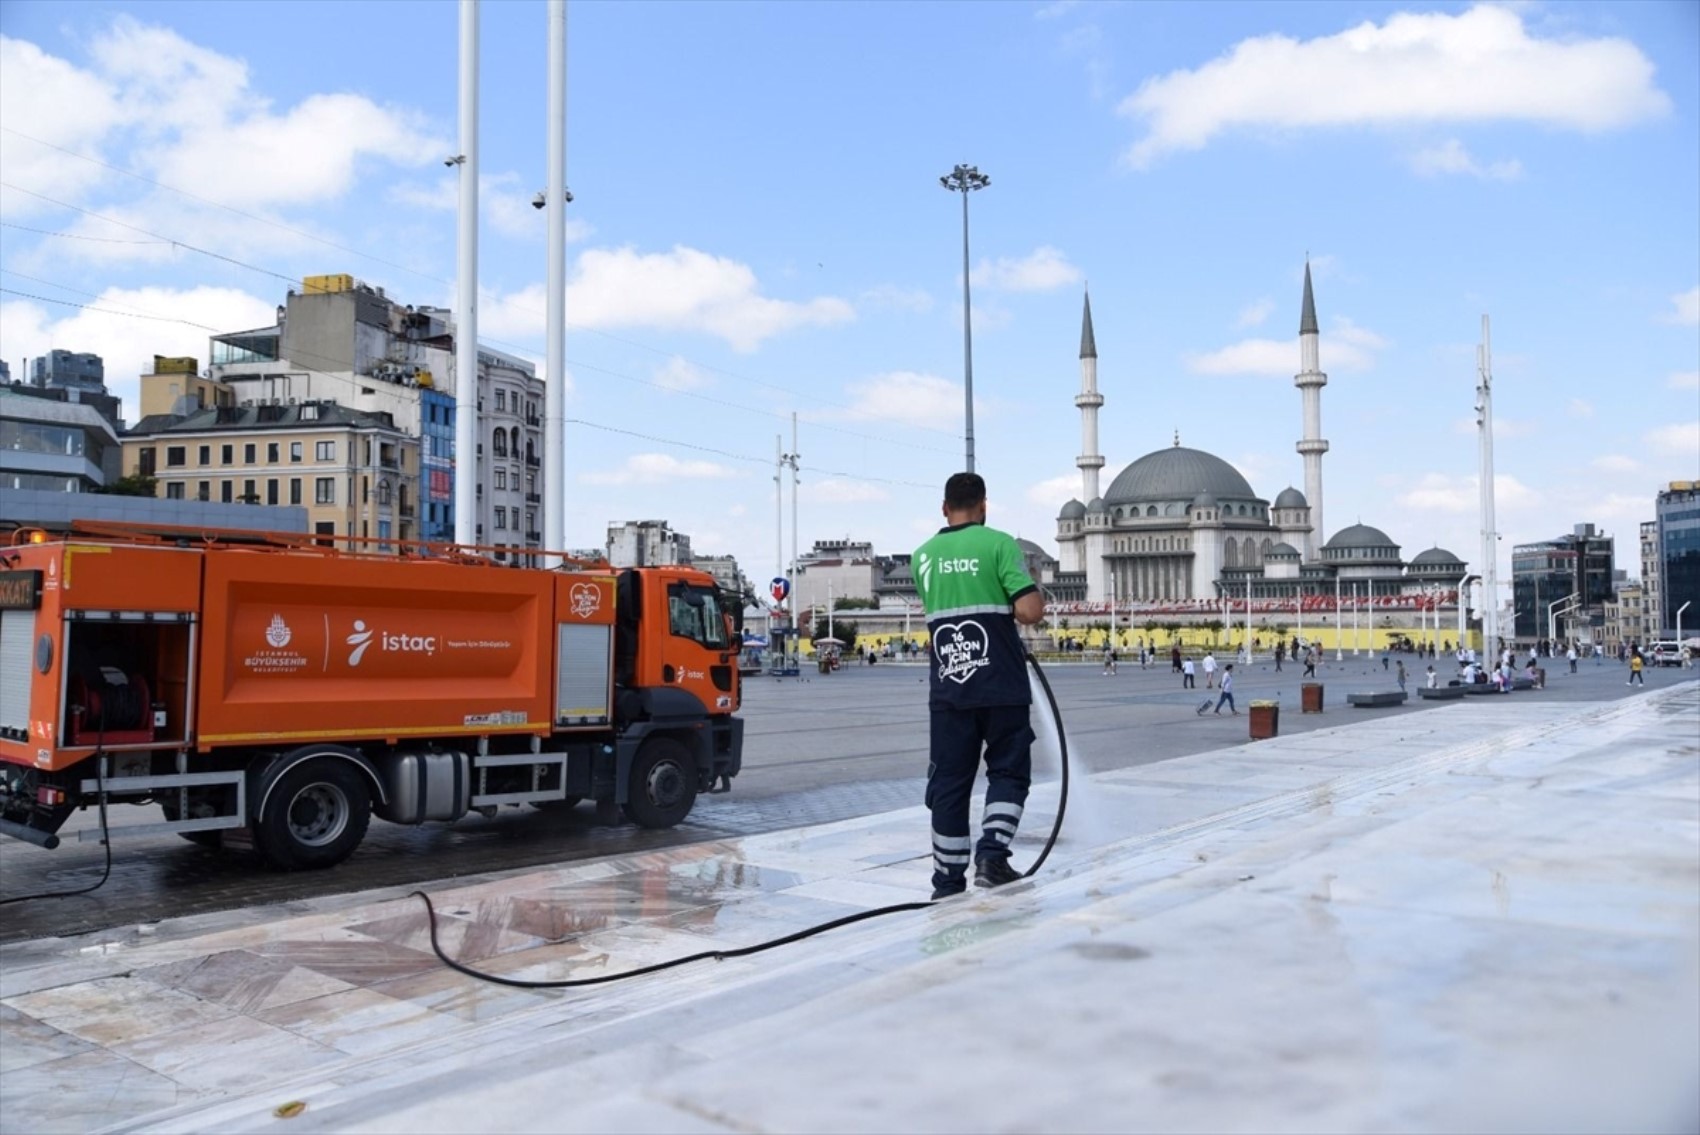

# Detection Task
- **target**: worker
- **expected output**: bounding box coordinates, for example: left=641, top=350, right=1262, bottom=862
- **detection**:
left=913, top=472, right=1045, bottom=900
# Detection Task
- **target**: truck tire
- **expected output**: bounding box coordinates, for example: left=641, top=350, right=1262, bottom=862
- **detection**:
left=257, top=758, right=371, bottom=870
left=623, top=738, right=697, bottom=829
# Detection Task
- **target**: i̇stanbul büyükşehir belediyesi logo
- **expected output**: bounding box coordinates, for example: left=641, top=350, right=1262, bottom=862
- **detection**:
left=265, top=614, right=291, bottom=648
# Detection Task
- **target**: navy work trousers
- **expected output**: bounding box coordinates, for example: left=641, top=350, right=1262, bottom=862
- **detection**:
left=926, top=704, right=1034, bottom=892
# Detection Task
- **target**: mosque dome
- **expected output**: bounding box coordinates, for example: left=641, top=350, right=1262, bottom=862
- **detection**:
left=1085, top=497, right=1109, bottom=516
left=1015, top=537, right=1054, bottom=561
left=1059, top=499, right=1086, bottom=520
left=1409, top=546, right=1463, bottom=567
left=1105, top=446, right=1257, bottom=505
left=1273, top=486, right=1308, bottom=509
left=1191, top=490, right=1218, bottom=508
left=1267, top=542, right=1301, bottom=558
left=1322, top=523, right=1402, bottom=565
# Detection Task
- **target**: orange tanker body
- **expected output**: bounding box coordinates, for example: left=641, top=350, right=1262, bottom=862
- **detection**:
left=0, top=523, right=743, bottom=869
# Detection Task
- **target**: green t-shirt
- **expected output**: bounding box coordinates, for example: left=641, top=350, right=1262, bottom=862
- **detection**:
left=913, top=522, right=1038, bottom=708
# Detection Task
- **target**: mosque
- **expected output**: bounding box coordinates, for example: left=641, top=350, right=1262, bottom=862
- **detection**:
left=1048, top=266, right=1468, bottom=606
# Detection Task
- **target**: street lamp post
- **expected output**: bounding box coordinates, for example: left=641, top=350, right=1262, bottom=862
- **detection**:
left=940, top=163, right=989, bottom=473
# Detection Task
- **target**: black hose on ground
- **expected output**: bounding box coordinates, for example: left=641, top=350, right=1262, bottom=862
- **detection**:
left=413, top=652, right=1071, bottom=989
left=0, top=746, right=111, bottom=907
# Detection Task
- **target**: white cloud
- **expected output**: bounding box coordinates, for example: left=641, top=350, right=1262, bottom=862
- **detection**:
left=479, top=247, right=854, bottom=351
left=568, top=246, right=853, bottom=352
left=579, top=453, right=741, bottom=486
left=1669, top=371, right=1700, bottom=391
left=1407, top=139, right=1523, bottom=181
left=0, top=38, right=124, bottom=212
left=860, top=284, right=934, bottom=314
left=801, top=479, right=889, bottom=505
left=1185, top=317, right=1384, bottom=375
left=1567, top=398, right=1595, bottom=419
left=1590, top=455, right=1642, bottom=474
left=1026, top=472, right=1092, bottom=507
left=1661, top=286, right=1700, bottom=327
left=1397, top=472, right=1537, bottom=513
left=970, top=246, right=1082, bottom=293
left=0, top=284, right=277, bottom=422
left=1645, top=421, right=1700, bottom=463
left=840, top=371, right=965, bottom=429
left=653, top=356, right=710, bottom=391
left=1235, top=298, right=1274, bottom=328
left=1118, top=5, right=1670, bottom=167
left=1035, top=0, right=1080, bottom=19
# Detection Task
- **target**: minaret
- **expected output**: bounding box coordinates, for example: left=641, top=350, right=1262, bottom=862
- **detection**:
left=1294, top=261, right=1328, bottom=559
left=1075, top=289, right=1105, bottom=502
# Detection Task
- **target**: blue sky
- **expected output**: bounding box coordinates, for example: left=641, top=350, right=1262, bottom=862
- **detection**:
left=2, top=0, right=1696, bottom=594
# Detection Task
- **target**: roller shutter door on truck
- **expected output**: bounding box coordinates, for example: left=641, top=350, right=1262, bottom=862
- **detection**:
left=0, top=608, right=33, bottom=738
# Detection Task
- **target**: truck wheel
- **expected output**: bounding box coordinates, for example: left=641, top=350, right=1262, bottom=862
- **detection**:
left=623, top=738, right=697, bottom=829
left=257, top=758, right=371, bottom=870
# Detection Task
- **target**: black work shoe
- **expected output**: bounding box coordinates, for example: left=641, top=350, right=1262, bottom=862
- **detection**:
left=974, top=856, right=1022, bottom=889
left=931, top=882, right=966, bottom=901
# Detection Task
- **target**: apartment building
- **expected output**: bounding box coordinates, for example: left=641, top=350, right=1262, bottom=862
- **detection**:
left=205, top=274, right=544, bottom=552
left=1, top=389, right=121, bottom=494
left=123, top=401, right=419, bottom=545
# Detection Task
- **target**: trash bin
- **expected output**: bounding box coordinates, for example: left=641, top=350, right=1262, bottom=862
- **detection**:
left=1249, top=700, right=1279, bottom=740
left=1301, top=682, right=1324, bottom=714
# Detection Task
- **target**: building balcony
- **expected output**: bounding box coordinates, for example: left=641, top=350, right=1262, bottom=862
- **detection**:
left=525, top=492, right=541, bottom=503
left=525, top=455, right=540, bottom=468
left=526, top=530, right=542, bottom=543
left=399, top=503, right=416, bottom=518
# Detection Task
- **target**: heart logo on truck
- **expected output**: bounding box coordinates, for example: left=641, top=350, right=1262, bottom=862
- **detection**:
left=569, top=582, right=602, bottom=619
left=932, top=620, right=991, bottom=685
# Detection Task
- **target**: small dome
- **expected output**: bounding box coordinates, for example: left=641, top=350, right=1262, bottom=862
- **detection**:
left=1059, top=498, right=1086, bottom=520
left=1085, top=497, right=1109, bottom=515
left=1410, top=546, right=1463, bottom=567
left=1015, top=537, right=1054, bottom=561
left=1324, top=523, right=1397, bottom=551
left=1191, top=490, right=1218, bottom=508
left=1267, top=542, right=1301, bottom=558
left=1273, top=486, right=1308, bottom=509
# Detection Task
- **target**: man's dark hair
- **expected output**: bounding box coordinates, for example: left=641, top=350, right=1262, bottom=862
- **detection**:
left=943, top=472, right=986, bottom=511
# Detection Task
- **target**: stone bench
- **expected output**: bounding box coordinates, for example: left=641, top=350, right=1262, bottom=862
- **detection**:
left=1417, top=686, right=1466, bottom=700
left=1464, top=683, right=1505, bottom=696
left=1512, top=677, right=1537, bottom=691
left=1347, top=691, right=1409, bottom=707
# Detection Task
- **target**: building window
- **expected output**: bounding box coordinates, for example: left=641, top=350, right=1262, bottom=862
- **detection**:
left=166, top=481, right=185, bottom=499
left=494, top=469, right=507, bottom=490
left=495, top=506, right=507, bottom=530
left=242, top=478, right=257, bottom=503
left=166, top=446, right=186, bottom=467
left=199, top=445, right=211, bottom=465
left=315, top=477, right=335, bottom=505
left=267, top=479, right=279, bottom=506
left=291, top=441, right=303, bottom=462
left=267, top=442, right=279, bottom=463
left=138, top=448, right=157, bottom=476
left=377, top=480, right=392, bottom=506
left=221, top=480, right=233, bottom=503
left=222, top=444, right=234, bottom=465
left=244, top=443, right=257, bottom=464
left=492, top=432, right=507, bottom=458
left=495, top=389, right=506, bottom=412
left=289, top=478, right=302, bottom=505
left=197, top=481, right=210, bottom=501
left=316, top=441, right=335, bottom=462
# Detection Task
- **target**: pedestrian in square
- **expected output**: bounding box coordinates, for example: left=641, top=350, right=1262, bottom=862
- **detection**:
left=1202, top=651, right=1218, bottom=689
left=1212, top=664, right=1237, bottom=714
left=1181, top=657, right=1196, bottom=689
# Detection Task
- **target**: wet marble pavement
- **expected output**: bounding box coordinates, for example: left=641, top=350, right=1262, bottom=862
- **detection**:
left=2, top=684, right=1695, bottom=1133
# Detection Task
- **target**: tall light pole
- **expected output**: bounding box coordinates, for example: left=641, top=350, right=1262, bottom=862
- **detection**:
left=940, top=163, right=989, bottom=473
left=452, top=0, right=480, bottom=547
left=1476, top=315, right=1500, bottom=658
left=542, top=0, right=567, bottom=565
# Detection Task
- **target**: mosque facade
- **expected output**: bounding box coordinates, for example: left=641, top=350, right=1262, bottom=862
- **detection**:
left=1053, top=267, right=1467, bottom=605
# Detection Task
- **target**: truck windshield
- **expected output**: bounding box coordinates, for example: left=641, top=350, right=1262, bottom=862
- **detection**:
left=667, top=584, right=728, bottom=649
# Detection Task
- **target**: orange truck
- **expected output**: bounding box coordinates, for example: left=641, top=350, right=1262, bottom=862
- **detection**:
left=0, top=523, right=743, bottom=869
